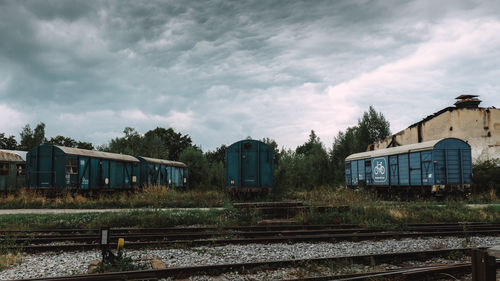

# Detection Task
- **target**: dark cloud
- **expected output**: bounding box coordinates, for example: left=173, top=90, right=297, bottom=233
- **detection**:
left=0, top=0, right=499, bottom=150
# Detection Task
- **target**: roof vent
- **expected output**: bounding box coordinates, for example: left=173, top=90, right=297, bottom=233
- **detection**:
left=454, top=94, right=481, bottom=108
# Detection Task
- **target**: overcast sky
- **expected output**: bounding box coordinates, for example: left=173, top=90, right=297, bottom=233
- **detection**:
left=1, top=0, right=499, bottom=151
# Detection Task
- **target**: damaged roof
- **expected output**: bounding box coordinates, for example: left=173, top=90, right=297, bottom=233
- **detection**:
left=0, top=151, right=25, bottom=163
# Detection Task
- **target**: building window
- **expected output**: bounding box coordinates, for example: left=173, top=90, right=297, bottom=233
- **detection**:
left=65, top=158, right=78, bottom=175
left=16, top=164, right=25, bottom=176
left=0, top=163, right=8, bottom=176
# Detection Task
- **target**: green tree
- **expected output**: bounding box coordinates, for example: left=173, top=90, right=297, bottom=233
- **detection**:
left=46, top=135, right=94, bottom=150
left=144, top=127, right=192, bottom=161
left=142, top=134, right=168, bottom=159
left=106, top=127, right=144, bottom=155
left=296, top=130, right=320, bottom=155
left=179, top=147, right=209, bottom=188
left=18, top=122, right=46, bottom=151
left=46, top=135, right=77, bottom=147
left=205, top=145, right=227, bottom=164
left=472, top=159, right=500, bottom=193
left=357, top=106, right=391, bottom=151
left=0, top=133, right=18, bottom=150
left=208, top=161, right=225, bottom=189
left=76, top=141, right=94, bottom=150
left=329, top=106, right=391, bottom=185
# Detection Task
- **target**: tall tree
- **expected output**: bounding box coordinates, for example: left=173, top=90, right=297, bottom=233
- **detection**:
left=18, top=123, right=45, bottom=151
left=46, top=135, right=94, bottom=150
left=329, top=106, right=391, bottom=185
left=144, top=127, right=192, bottom=161
left=106, top=127, right=144, bottom=155
left=296, top=130, right=321, bottom=155
left=357, top=106, right=391, bottom=151
left=0, top=133, right=18, bottom=150
left=46, top=135, right=77, bottom=147
left=179, top=147, right=209, bottom=188
left=205, top=145, right=227, bottom=164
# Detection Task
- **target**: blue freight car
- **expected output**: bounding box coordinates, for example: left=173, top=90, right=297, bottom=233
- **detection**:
left=226, top=139, right=274, bottom=197
left=0, top=150, right=27, bottom=192
left=135, top=156, right=188, bottom=188
left=345, top=138, right=472, bottom=196
left=26, top=145, right=140, bottom=190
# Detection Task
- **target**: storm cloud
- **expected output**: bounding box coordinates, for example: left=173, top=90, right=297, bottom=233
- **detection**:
left=1, top=0, right=499, bottom=150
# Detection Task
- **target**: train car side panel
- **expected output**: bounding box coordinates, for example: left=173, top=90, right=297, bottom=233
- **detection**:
left=409, top=152, right=422, bottom=186
left=371, top=156, right=388, bottom=186
left=389, top=156, right=398, bottom=186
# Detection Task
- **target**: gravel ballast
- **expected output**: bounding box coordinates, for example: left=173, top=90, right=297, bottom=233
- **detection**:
left=1, top=236, right=499, bottom=280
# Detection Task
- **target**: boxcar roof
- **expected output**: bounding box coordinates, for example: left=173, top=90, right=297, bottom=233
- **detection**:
left=54, top=146, right=140, bottom=162
left=0, top=149, right=27, bottom=161
left=137, top=156, right=188, bottom=167
left=345, top=139, right=444, bottom=161
left=0, top=151, right=25, bottom=163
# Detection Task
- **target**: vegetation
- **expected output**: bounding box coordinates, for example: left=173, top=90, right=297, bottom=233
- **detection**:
left=472, top=159, right=500, bottom=194
left=1, top=105, right=499, bottom=195
left=92, top=256, right=146, bottom=273
left=0, top=187, right=228, bottom=209
left=0, top=233, right=22, bottom=270
left=0, top=199, right=498, bottom=231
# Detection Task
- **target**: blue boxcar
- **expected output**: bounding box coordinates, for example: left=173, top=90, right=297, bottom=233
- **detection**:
left=226, top=139, right=274, bottom=195
left=0, top=150, right=27, bottom=192
left=345, top=138, right=472, bottom=195
left=136, top=156, right=188, bottom=188
left=26, top=145, right=140, bottom=190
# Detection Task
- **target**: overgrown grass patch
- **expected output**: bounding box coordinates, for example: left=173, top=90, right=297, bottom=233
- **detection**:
left=0, top=208, right=264, bottom=230
left=0, top=187, right=229, bottom=209
left=294, top=202, right=500, bottom=229
left=284, top=186, right=379, bottom=206
left=0, top=202, right=499, bottom=231
left=0, top=233, right=23, bottom=270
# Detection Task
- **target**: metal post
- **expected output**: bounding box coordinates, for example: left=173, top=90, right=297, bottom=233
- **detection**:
left=100, top=227, right=114, bottom=264
left=472, top=248, right=496, bottom=281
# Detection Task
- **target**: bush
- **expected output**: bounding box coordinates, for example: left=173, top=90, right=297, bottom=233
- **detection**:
left=472, top=159, right=500, bottom=193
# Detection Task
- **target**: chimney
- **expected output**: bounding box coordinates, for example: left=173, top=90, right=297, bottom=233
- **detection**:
left=454, top=94, right=481, bottom=108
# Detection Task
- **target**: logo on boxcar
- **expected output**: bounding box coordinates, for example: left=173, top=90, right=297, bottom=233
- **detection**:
left=372, top=158, right=386, bottom=183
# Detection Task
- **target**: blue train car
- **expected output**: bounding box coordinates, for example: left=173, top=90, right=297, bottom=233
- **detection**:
left=226, top=139, right=274, bottom=196
left=345, top=138, right=472, bottom=196
left=26, top=145, right=140, bottom=190
left=136, top=156, right=188, bottom=188
left=0, top=150, right=27, bottom=192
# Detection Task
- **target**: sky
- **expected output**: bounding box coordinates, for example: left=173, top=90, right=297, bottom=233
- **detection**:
left=0, top=0, right=499, bottom=151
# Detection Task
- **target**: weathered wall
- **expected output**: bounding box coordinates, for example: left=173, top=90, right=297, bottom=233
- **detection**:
left=372, top=107, right=500, bottom=162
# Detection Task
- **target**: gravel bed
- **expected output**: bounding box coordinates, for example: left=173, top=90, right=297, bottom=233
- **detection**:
left=1, top=236, right=499, bottom=280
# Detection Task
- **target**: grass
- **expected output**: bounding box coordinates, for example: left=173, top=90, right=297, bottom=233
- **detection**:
left=294, top=202, right=500, bottom=229
left=0, top=186, right=229, bottom=209
left=0, top=201, right=498, bottom=231
left=284, top=186, right=379, bottom=206
left=92, top=256, right=146, bottom=273
left=0, top=186, right=499, bottom=231
left=0, top=233, right=23, bottom=270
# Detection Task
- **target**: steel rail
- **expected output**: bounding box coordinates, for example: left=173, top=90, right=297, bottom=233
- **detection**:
left=2, top=222, right=499, bottom=236
left=13, top=248, right=472, bottom=281
left=5, top=229, right=500, bottom=253
left=5, top=225, right=500, bottom=246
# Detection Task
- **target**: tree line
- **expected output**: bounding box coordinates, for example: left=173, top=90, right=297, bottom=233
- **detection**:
left=0, top=106, right=391, bottom=190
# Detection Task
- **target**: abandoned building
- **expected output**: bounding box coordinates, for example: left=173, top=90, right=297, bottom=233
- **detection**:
left=369, top=95, right=500, bottom=162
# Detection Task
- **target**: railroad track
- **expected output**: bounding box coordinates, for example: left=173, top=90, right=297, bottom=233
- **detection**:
left=2, top=221, right=498, bottom=235
left=3, top=223, right=500, bottom=253
left=12, top=248, right=497, bottom=281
